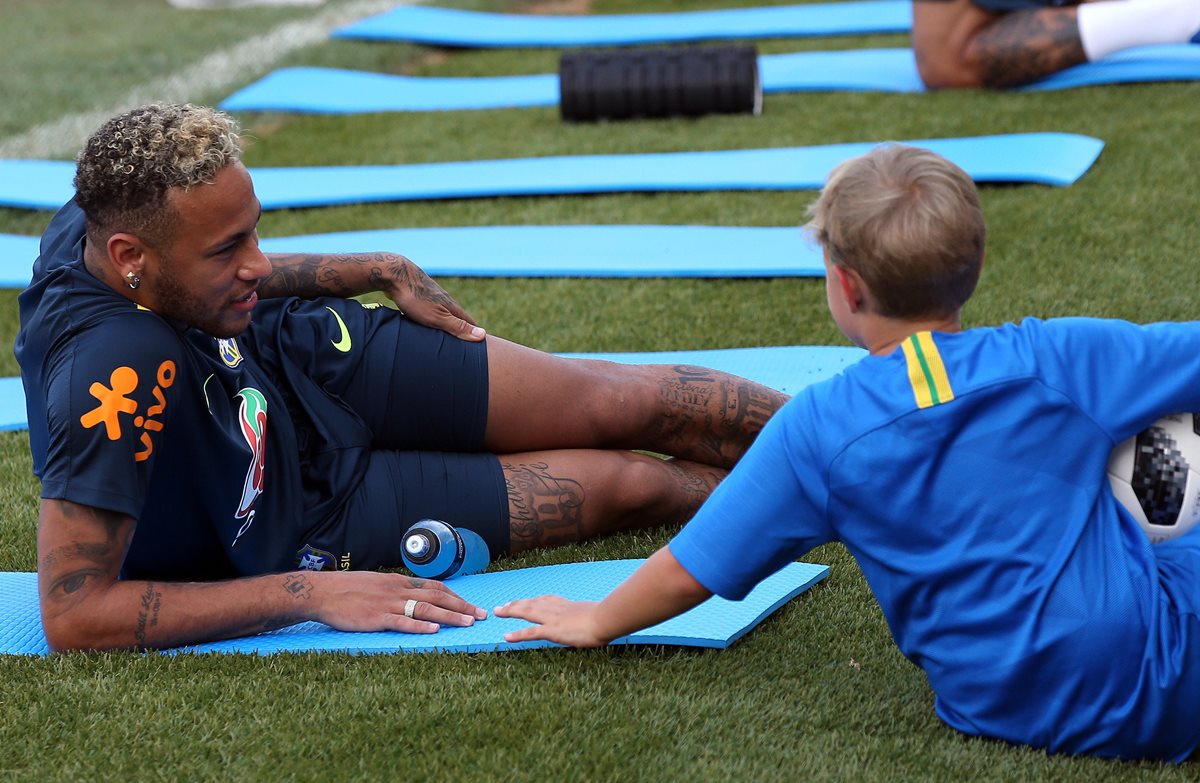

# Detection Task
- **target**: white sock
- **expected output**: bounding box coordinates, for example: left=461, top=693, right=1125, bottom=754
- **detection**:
left=1078, top=0, right=1200, bottom=61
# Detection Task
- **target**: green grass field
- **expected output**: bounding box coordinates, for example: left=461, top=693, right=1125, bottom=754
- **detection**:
left=1, top=0, right=1198, bottom=779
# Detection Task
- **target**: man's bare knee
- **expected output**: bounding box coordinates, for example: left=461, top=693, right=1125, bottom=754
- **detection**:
left=912, top=0, right=996, bottom=89
left=916, top=49, right=988, bottom=89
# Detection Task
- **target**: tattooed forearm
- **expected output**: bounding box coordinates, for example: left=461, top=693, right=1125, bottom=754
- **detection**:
left=260, top=251, right=463, bottom=310
left=259, top=253, right=405, bottom=299
left=974, top=9, right=1085, bottom=88
left=284, top=573, right=314, bottom=600
left=502, top=462, right=586, bottom=550
left=133, top=582, right=162, bottom=648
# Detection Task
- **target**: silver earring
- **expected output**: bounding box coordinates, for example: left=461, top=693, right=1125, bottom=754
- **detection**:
left=126, top=271, right=141, bottom=290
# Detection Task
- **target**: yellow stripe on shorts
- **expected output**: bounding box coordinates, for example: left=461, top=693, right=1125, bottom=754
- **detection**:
left=900, top=332, right=954, bottom=409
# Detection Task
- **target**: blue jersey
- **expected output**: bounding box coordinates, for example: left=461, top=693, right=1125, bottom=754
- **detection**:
left=671, top=319, right=1200, bottom=760
left=16, top=201, right=371, bottom=579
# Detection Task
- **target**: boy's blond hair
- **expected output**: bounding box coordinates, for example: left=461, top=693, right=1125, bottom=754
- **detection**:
left=806, top=144, right=985, bottom=319
left=74, top=103, right=242, bottom=247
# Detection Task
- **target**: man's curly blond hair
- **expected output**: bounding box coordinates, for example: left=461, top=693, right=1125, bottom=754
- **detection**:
left=74, top=103, right=242, bottom=245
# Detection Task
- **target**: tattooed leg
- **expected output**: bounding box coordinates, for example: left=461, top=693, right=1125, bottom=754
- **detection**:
left=651, top=365, right=789, bottom=469
left=501, top=451, right=726, bottom=553
left=484, top=336, right=787, bottom=468
left=970, top=10, right=1085, bottom=88
left=913, top=0, right=1085, bottom=89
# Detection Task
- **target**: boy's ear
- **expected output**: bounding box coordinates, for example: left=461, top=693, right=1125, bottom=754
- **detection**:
left=832, top=264, right=866, bottom=314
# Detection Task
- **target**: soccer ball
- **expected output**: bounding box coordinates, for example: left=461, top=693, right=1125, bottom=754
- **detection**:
left=1107, top=413, right=1200, bottom=544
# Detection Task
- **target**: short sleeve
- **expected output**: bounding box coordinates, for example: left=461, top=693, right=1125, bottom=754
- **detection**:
left=669, top=394, right=835, bottom=600
left=1040, top=319, right=1200, bottom=441
left=39, top=313, right=187, bottom=519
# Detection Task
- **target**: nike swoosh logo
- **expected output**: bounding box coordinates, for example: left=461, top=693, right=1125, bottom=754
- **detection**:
left=326, top=306, right=352, bottom=353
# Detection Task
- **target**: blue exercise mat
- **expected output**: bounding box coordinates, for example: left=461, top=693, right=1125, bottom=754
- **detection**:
left=0, top=133, right=1105, bottom=213
left=332, top=2, right=912, bottom=47
left=0, top=233, right=39, bottom=287
left=0, top=344, right=865, bottom=432
left=0, top=560, right=830, bottom=656
left=3, top=225, right=821, bottom=287
left=0, top=378, right=28, bottom=433
left=557, top=345, right=864, bottom=395
left=221, top=45, right=1200, bottom=114
left=263, top=225, right=824, bottom=278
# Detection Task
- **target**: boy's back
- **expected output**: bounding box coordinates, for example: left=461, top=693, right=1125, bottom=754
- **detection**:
left=672, top=316, right=1200, bottom=759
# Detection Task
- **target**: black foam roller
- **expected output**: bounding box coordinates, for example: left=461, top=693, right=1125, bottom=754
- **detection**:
left=559, top=45, right=762, bottom=122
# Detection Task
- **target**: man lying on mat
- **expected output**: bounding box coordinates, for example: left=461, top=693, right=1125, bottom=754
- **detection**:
left=498, top=144, right=1200, bottom=762
left=913, top=0, right=1200, bottom=88
left=16, top=102, right=788, bottom=653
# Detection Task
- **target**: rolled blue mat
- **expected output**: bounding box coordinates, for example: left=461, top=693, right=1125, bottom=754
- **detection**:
left=0, top=560, right=831, bottom=656
left=220, top=45, right=1200, bottom=114
left=0, top=133, right=1105, bottom=213
left=332, top=2, right=913, bottom=47
left=0, top=345, right=864, bottom=432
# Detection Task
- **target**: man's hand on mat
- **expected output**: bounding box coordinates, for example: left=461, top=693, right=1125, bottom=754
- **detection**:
left=383, top=257, right=486, bottom=342
left=316, top=571, right=488, bottom=634
left=494, top=596, right=609, bottom=647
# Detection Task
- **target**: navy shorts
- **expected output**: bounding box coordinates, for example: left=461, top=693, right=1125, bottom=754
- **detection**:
left=260, top=299, right=509, bottom=570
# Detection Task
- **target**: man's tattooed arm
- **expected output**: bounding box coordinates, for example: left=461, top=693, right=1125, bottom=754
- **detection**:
left=35, top=499, right=483, bottom=652
left=258, top=252, right=402, bottom=299
left=258, top=252, right=483, bottom=340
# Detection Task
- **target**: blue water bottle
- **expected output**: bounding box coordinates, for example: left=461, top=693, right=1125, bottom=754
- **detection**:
left=401, top=519, right=490, bottom=581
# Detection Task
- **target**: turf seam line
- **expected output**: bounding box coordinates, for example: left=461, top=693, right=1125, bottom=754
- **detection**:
left=0, top=0, right=404, bottom=160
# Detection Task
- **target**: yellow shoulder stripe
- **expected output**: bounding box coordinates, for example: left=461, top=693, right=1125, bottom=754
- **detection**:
left=900, top=332, right=954, bottom=409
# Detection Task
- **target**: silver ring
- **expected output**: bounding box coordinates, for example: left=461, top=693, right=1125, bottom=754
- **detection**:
left=403, top=599, right=418, bottom=619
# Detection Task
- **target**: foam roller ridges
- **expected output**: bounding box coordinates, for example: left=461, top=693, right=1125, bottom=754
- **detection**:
left=559, top=44, right=762, bottom=122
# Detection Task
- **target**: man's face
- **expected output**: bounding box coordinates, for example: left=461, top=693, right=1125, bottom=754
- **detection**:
left=143, top=162, right=270, bottom=338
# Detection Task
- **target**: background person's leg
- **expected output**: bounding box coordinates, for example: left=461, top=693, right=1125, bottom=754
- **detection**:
left=483, top=336, right=789, bottom=470
left=914, top=0, right=1200, bottom=89
left=913, top=0, right=1084, bottom=88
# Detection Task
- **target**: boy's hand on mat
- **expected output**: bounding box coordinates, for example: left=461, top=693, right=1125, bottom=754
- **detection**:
left=315, top=571, right=488, bottom=634
left=383, top=257, right=486, bottom=342
left=494, top=596, right=608, bottom=648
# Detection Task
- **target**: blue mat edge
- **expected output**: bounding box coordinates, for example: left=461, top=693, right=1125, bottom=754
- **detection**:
left=331, top=2, right=913, bottom=46
left=0, top=561, right=832, bottom=656
left=0, top=133, right=1106, bottom=213
left=612, top=562, right=830, bottom=650
left=1, top=225, right=825, bottom=287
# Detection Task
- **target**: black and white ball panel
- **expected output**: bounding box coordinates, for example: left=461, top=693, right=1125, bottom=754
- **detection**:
left=1107, top=413, right=1200, bottom=543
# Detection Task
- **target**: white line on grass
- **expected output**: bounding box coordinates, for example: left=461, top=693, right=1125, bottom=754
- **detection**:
left=0, top=0, right=405, bottom=160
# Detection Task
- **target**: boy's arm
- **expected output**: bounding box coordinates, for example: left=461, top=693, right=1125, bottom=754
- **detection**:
left=494, top=547, right=711, bottom=648
left=37, top=498, right=487, bottom=652
left=256, top=250, right=485, bottom=342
